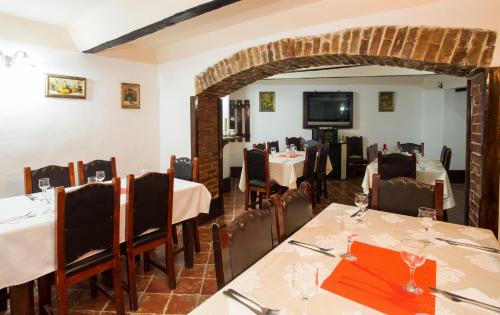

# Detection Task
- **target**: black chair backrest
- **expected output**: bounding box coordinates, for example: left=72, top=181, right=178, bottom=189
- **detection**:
left=212, top=209, right=273, bottom=288
left=304, top=139, right=318, bottom=147
left=317, top=143, right=329, bottom=173
left=378, top=177, right=435, bottom=217
left=440, top=146, right=448, bottom=165
left=443, top=148, right=452, bottom=172
left=246, top=149, right=267, bottom=182
left=346, top=136, right=363, bottom=158
left=267, top=140, right=279, bottom=152
left=378, top=152, right=416, bottom=180
left=253, top=143, right=266, bottom=151
left=366, top=144, right=378, bottom=163
left=172, top=157, right=193, bottom=181
left=63, top=183, right=116, bottom=264
left=30, top=165, right=72, bottom=193
left=398, top=142, right=423, bottom=155
left=286, top=137, right=303, bottom=151
left=84, top=160, right=113, bottom=182
left=132, top=172, right=172, bottom=238
left=304, top=145, right=318, bottom=178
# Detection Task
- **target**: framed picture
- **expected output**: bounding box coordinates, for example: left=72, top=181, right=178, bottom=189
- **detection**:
left=121, top=83, right=140, bottom=109
left=379, top=91, right=395, bottom=112
left=259, top=91, right=275, bottom=112
left=46, top=74, right=86, bottom=99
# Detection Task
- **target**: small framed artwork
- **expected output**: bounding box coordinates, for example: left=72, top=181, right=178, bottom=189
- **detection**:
left=46, top=74, right=86, bottom=99
left=121, top=83, right=140, bottom=109
left=259, top=91, right=275, bottom=112
left=379, top=91, right=395, bottom=112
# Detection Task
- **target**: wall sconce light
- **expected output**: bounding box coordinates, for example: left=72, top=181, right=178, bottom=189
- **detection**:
left=0, top=51, right=32, bottom=68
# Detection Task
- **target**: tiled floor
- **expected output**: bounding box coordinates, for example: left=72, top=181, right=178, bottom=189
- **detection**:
left=1, top=177, right=465, bottom=315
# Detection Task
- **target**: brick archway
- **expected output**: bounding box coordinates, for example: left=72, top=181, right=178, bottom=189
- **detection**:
left=193, top=25, right=498, bottom=233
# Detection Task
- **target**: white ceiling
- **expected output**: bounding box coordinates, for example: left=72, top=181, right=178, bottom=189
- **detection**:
left=0, top=0, right=110, bottom=26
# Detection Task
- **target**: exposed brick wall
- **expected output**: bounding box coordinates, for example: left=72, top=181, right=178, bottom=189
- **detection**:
left=195, top=26, right=496, bottom=97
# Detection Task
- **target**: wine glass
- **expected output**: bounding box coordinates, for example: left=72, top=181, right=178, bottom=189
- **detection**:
left=87, top=176, right=97, bottom=183
left=290, top=144, right=296, bottom=154
left=38, top=178, right=50, bottom=203
left=292, top=263, right=319, bottom=315
left=418, top=207, right=437, bottom=243
left=400, top=239, right=426, bottom=294
left=96, top=170, right=105, bottom=183
left=354, top=193, right=369, bottom=217
left=341, top=217, right=359, bottom=261
left=271, top=147, right=277, bottom=155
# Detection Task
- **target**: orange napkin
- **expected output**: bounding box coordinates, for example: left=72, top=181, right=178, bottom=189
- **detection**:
left=321, top=241, right=436, bottom=315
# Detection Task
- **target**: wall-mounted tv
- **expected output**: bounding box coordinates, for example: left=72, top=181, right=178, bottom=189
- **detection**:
left=303, top=92, right=353, bottom=128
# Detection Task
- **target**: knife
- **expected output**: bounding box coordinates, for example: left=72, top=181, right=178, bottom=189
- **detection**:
left=223, top=289, right=261, bottom=314
left=288, top=240, right=336, bottom=257
left=429, top=287, right=500, bottom=313
left=435, top=238, right=500, bottom=253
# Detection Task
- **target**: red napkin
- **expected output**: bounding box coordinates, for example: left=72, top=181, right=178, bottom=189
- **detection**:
left=321, top=241, right=436, bottom=315
left=120, top=188, right=126, bottom=195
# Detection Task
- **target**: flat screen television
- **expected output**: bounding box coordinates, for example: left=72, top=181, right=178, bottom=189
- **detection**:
left=303, top=92, right=353, bottom=128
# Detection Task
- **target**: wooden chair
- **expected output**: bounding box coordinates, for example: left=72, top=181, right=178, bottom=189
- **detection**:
left=243, top=148, right=278, bottom=210
left=271, top=182, right=313, bottom=243
left=53, top=178, right=124, bottom=315
left=253, top=143, right=267, bottom=151
left=440, top=146, right=448, bottom=165
left=169, top=155, right=201, bottom=253
left=298, top=145, right=319, bottom=207
left=346, top=136, right=367, bottom=179
left=77, top=157, right=117, bottom=184
left=443, top=148, right=452, bottom=172
left=122, top=171, right=176, bottom=310
left=315, top=143, right=329, bottom=202
left=303, top=139, right=319, bottom=148
left=24, top=163, right=75, bottom=194
left=366, top=144, right=378, bottom=163
left=370, top=174, right=445, bottom=221
left=212, top=209, right=274, bottom=289
left=267, top=140, right=279, bottom=152
left=378, top=152, right=416, bottom=180
left=397, top=142, right=424, bottom=155
left=285, top=137, right=304, bottom=151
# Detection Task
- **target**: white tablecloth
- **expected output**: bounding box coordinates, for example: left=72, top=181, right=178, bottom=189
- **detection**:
left=239, top=151, right=333, bottom=191
left=362, top=157, right=455, bottom=209
left=190, top=203, right=500, bottom=315
left=0, top=178, right=211, bottom=287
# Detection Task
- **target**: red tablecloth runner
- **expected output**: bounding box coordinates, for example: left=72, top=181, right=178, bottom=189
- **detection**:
left=321, top=241, right=436, bottom=315
left=277, top=153, right=302, bottom=158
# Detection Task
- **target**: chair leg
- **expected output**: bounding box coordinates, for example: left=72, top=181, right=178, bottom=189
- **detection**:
left=0, top=288, right=7, bottom=312
left=112, top=260, right=125, bottom=315
left=250, top=191, right=257, bottom=208
left=143, top=251, right=151, bottom=272
left=165, top=240, right=176, bottom=290
left=126, top=253, right=138, bottom=311
left=90, top=275, right=98, bottom=298
left=193, top=218, right=201, bottom=253
left=37, top=273, right=53, bottom=313
left=258, top=192, right=263, bottom=209
left=244, top=189, right=249, bottom=210
left=56, top=278, right=68, bottom=315
left=323, top=179, right=328, bottom=198
left=172, top=224, right=179, bottom=245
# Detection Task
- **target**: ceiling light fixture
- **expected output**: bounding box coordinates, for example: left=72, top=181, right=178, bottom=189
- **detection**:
left=0, top=50, right=31, bottom=68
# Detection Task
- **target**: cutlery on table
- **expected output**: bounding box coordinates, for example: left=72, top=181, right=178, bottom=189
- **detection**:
left=350, top=209, right=362, bottom=217
left=430, top=287, right=500, bottom=313
left=288, top=240, right=336, bottom=257
left=25, top=194, right=35, bottom=201
left=0, top=211, right=35, bottom=224
left=435, top=237, right=500, bottom=253
left=223, top=288, right=280, bottom=315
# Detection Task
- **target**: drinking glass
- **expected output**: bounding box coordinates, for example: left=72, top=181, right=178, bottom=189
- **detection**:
left=290, top=144, right=296, bottom=154
left=271, top=147, right=277, bottom=155
left=38, top=178, right=50, bottom=203
left=286, top=145, right=290, bottom=153
left=418, top=207, right=437, bottom=242
left=354, top=193, right=369, bottom=217
left=87, top=176, right=97, bottom=183
left=341, top=217, right=359, bottom=261
left=96, top=170, right=105, bottom=183
left=292, top=263, right=319, bottom=315
left=400, top=239, right=426, bottom=294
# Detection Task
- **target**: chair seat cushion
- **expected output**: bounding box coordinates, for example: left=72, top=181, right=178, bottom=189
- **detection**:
left=249, top=179, right=278, bottom=189
left=66, top=249, right=114, bottom=277
left=133, top=229, right=167, bottom=248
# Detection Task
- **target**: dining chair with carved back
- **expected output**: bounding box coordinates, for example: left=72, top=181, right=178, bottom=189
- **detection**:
left=370, top=174, right=446, bottom=221
left=443, top=148, right=452, bottom=172
left=243, top=148, right=278, bottom=210
left=440, top=146, right=448, bottom=166
left=298, top=145, right=319, bottom=207
left=52, top=178, right=125, bottom=315
left=378, top=152, right=416, bottom=180
left=397, top=142, right=424, bottom=155
left=346, top=136, right=368, bottom=179
left=169, top=155, right=201, bottom=253
left=121, top=170, right=176, bottom=310
left=267, top=140, right=280, bottom=153
left=366, top=143, right=378, bottom=163
left=285, top=137, right=304, bottom=151
left=271, top=181, right=313, bottom=243
left=212, top=208, right=274, bottom=289
left=253, top=143, right=267, bottom=151
left=315, top=142, right=329, bottom=203
left=24, top=163, right=76, bottom=194
left=77, top=157, right=117, bottom=184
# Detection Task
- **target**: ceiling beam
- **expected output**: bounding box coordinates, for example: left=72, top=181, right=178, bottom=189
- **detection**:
left=83, top=0, right=241, bottom=54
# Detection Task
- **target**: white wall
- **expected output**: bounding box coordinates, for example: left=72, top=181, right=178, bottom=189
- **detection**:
left=443, top=89, right=467, bottom=170
left=0, top=40, right=160, bottom=197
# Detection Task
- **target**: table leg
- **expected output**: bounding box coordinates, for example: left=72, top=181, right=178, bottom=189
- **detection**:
left=37, top=273, right=53, bottom=315
left=0, top=288, right=8, bottom=311
left=182, top=219, right=194, bottom=268
left=9, top=281, right=34, bottom=315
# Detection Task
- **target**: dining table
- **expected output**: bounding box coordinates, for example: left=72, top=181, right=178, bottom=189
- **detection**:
left=0, top=177, right=211, bottom=315
left=362, top=156, right=456, bottom=209
left=190, top=203, right=500, bottom=314
left=238, top=150, right=333, bottom=191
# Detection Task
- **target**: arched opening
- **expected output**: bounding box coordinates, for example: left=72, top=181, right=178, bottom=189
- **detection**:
left=191, top=25, right=499, bottom=233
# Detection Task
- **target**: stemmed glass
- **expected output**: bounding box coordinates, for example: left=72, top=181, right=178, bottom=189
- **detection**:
left=400, top=239, right=426, bottom=294
left=290, top=144, right=297, bottom=154
left=354, top=193, right=369, bottom=218
left=96, top=170, right=105, bottom=183
left=341, top=217, right=359, bottom=261
left=292, top=263, right=319, bottom=315
left=271, top=147, right=277, bottom=155
left=38, top=178, right=50, bottom=203
left=418, top=207, right=437, bottom=243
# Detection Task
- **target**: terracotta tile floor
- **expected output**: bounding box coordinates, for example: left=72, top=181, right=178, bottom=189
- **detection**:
left=1, top=177, right=465, bottom=314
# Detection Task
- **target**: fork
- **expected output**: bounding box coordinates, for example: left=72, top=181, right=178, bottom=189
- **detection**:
left=225, top=288, right=280, bottom=315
